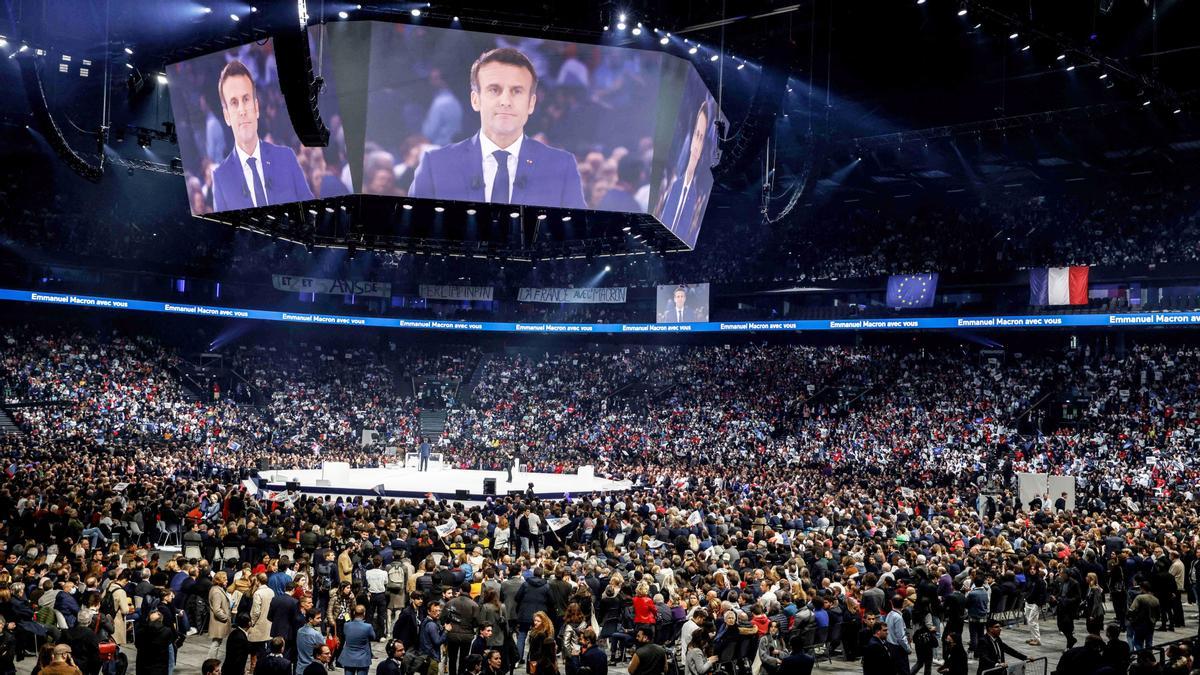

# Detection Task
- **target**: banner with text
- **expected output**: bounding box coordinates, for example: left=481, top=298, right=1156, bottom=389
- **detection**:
left=518, top=287, right=628, bottom=304
left=273, top=275, right=391, bottom=298
left=419, top=285, right=495, bottom=302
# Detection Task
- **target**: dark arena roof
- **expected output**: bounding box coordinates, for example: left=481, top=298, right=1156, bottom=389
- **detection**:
left=1, top=3, right=1200, bottom=675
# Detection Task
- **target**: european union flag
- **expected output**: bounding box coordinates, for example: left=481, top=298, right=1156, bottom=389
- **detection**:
left=886, top=273, right=938, bottom=308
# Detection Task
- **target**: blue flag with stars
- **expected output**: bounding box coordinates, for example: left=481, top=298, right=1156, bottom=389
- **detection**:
left=886, top=273, right=938, bottom=308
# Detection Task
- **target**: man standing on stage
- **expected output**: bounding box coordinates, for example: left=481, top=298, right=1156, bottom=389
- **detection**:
left=506, top=451, right=516, bottom=483
left=418, top=437, right=432, bottom=472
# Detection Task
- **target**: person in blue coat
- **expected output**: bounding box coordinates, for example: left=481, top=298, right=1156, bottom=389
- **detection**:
left=295, top=609, right=326, bottom=675
left=339, top=605, right=377, bottom=675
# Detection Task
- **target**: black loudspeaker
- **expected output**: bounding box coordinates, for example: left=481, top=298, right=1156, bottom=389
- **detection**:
left=258, top=458, right=271, bottom=471
left=273, top=28, right=330, bottom=146
left=483, top=478, right=497, bottom=496
left=286, top=480, right=301, bottom=491
left=455, top=489, right=470, bottom=500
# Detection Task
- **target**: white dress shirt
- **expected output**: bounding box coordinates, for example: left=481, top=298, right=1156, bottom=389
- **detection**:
left=479, top=132, right=523, bottom=203
left=234, top=139, right=267, bottom=207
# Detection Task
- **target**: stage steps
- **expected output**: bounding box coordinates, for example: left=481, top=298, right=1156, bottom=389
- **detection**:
left=460, top=352, right=494, bottom=406
left=419, top=409, right=448, bottom=437
left=0, top=407, right=23, bottom=436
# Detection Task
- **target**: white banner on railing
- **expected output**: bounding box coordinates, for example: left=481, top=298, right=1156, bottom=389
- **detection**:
left=517, top=287, right=628, bottom=304
left=419, top=285, right=495, bottom=301
left=273, top=275, right=391, bottom=298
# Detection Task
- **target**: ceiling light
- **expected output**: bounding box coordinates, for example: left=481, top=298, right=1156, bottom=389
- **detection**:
left=1143, top=100, right=1151, bottom=106
left=1173, top=108, right=1182, bottom=114
left=1009, top=32, right=1019, bottom=39
left=1020, top=44, right=1030, bottom=51
left=631, top=27, right=641, bottom=36
left=737, top=63, right=745, bottom=70
left=156, top=72, right=168, bottom=85
left=617, top=22, right=626, bottom=30
left=411, top=8, right=421, bottom=16
left=659, top=36, right=668, bottom=45
left=1056, top=54, right=1066, bottom=60
left=709, top=54, right=719, bottom=61
left=688, top=46, right=697, bottom=55
left=957, top=8, right=967, bottom=16
left=338, top=10, right=348, bottom=19
left=1098, top=73, right=1108, bottom=80
left=201, top=6, right=212, bottom=13
left=124, top=62, right=133, bottom=69
left=1066, top=65, right=1075, bottom=71
left=434, top=206, right=445, bottom=213
left=230, top=14, right=240, bottom=21
left=562, top=216, right=572, bottom=222
left=466, top=208, right=477, bottom=215
left=619, top=13, right=626, bottom=21
left=124, top=47, right=133, bottom=55
left=402, top=203, right=413, bottom=210
left=622, top=226, right=631, bottom=232
left=536, top=213, right=547, bottom=220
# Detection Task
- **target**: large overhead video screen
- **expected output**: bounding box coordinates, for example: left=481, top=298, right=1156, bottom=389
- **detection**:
left=360, top=25, right=719, bottom=234
left=167, top=34, right=349, bottom=216
left=649, top=66, right=719, bottom=249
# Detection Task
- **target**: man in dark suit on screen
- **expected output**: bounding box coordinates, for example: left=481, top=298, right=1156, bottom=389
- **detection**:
left=655, top=99, right=713, bottom=247
left=408, top=48, right=586, bottom=209
left=210, top=60, right=313, bottom=211
left=657, top=285, right=705, bottom=323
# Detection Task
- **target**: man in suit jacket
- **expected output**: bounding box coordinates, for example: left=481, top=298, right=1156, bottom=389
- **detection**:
left=657, top=286, right=705, bottom=323
left=210, top=60, right=313, bottom=211
left=254, top=637, right=292, bottom=675
left=976, top=620, right=1027, bottom=675
left=860, top=621, right=892, bottom=675
left=267, top=584, right=302, bottom=659
left=655, top=99, right=714, bottom=247
left=223, top=615, right=252, bottom=675
left=340, top=605, right=378, bottom=675
left=408, top=47, right=585, bottom=210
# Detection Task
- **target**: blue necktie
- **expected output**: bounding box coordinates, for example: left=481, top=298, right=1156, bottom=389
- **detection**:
left=246, top=156, right=268, bottom=207
left=492, top=149, right=511, bottom=204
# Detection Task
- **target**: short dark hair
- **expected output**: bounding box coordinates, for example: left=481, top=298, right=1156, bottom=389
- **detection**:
left=218, top=60, right=256, bottom=106
left=202, top=658, right=221, bottom=675
left=470, top=48, right=538, bottom=95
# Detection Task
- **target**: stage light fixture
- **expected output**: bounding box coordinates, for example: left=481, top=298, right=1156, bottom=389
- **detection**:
left=1098, top=73, right=1108, bottom=80
left=434, top=206, right=445, bottom=213
left=562, top=215, right=571, bottom=222
left=453, top=16, right=459, bottom=21
left=659, top=36, right=668, bottom=45
left=604, top=265, right=611, bottom=271
left=619, top=13, right=626, bottom=21
left=1066, top=65, right=1075, bottom=71
left=710, top=54, right=719, bottom=61
left=688, top=46, right=697, bottom=55
left=0, top=39, right=6, bottom=48
left=411, top=8, right=421, bottom=16
left=509, top=211, right=520, bottom=218
left=230, top=14, right=240, bottom=21
left=1143, top=100, right=1151, bottom=106
left=617, top=22, right=626, bottom=30
left=18, top=44, right=29, bottom=53
left=201, top=6, right=212, bottom=13
left=631, top=27, right=641, bottom=35
left=536, top=213, right=547, bottom=220
left=622, top=226, right=631, bottom=232
left=402, top=203, right=413, bottom=210
left=737, top=63, right=745, bottom=70
left=251, top=6, right=257, bottom=12
left=338, top=10, right=348, bottom=19
left=156, top=72, right=168, bottom=85
left=1056, top=54, right=1066, bottom=60
left=1021, top=45, right=1030, bottom=51
left=466, top=208, right=476, bottom=215
left=916, top=0, right=925, bottom=4
left=1009, top=32, right=1019, bottom=39
left=1174, top=109, right=1183, bottom=115
left=324, top=206, right=334, bottom=213
left=125, top=62, right=133, bottom=69
left=603, top=25, right=609, bottom=31
left=124, top=47, right=133, bottom=55
left=957, top=8, right=966, bottom=16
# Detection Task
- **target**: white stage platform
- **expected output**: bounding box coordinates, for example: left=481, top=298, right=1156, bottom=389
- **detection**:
left=260, top=462, right=632, bottom=501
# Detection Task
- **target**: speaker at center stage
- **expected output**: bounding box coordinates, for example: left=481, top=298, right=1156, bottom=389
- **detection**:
left=483, top=478, right=497, bottom=496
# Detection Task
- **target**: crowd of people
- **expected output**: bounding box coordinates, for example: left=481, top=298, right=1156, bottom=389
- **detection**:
left=3, top=326, right=1200, bottom=675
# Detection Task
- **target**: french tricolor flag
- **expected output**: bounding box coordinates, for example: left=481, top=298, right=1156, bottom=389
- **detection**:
left=1029, top=266, right=1089, bottom=306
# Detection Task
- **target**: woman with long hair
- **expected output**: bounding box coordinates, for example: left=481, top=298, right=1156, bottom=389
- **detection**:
left=561, top=603, right=587, bottom=675
left=526, top=611, right=557, bottom=675
left=631, top=583, right=656, bottom=640
left=478, top=589, right=509, bottom=673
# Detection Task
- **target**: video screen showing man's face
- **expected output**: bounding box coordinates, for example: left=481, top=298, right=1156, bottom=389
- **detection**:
left=674, top=289, right=687, bottom=309
left=685, top=105, right=709, bottom=180
left=471, top=61, right=537, bottom=145
left=220, top=73, right=259, bottom=151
